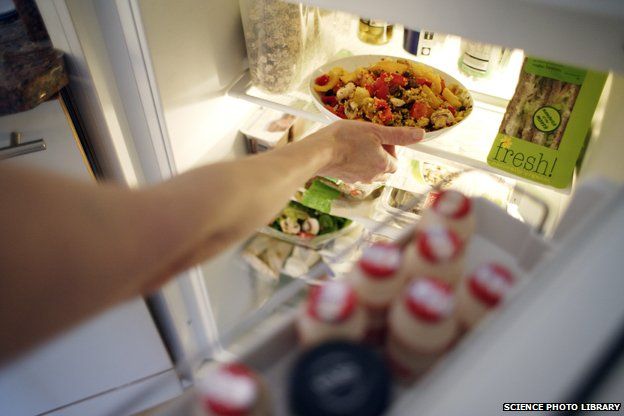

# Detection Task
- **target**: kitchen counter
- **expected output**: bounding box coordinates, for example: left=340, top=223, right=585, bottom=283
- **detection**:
left=0, top=6, right=67, bottom=116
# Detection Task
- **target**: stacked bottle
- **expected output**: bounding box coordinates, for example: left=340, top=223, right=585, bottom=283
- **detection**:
left=386, top=278, right=457, bottom=381
left=418, top=189, right=476, bottom=242
left=348, top=242, right=406, bottom=344
left=296, top=280, right=366, bottom=347
left=403, top=224, right=465, bottom=286
left=456, top=263, right=515, bottom=329
left=196, top=363, right=271, bottom=416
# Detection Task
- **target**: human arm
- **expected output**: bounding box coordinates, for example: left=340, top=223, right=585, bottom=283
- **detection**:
left=0, top=120, right=422, bottom=361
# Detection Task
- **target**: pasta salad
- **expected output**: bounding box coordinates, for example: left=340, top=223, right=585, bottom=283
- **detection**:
left=313, top=58, right=472, bottom=131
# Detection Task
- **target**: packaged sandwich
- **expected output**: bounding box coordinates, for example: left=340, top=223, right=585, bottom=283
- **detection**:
left=487, top=58, right=607, bottom=189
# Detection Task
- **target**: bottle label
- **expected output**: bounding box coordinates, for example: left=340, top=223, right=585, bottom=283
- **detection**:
left=417, top=225, right=462, bottom=263
left=199, top=364, right=258, bottom=415
left=308, top=281, right=357, bottom=323
left=405, top=278, right=454, bottom=322
left=359, top=243, right=401, bottom=278
left=433, top=190, right=471, bottom=219
left=469, top=264, right=514, bottom=306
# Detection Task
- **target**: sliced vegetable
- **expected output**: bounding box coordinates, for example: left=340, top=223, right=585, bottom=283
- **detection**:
left=410, top=101, right=434, bottom=120
left=313, top=73, right=339, bottom=92
left=367, top=76, right=389, bottom=100
left=442, top=87, right=462, bottom=108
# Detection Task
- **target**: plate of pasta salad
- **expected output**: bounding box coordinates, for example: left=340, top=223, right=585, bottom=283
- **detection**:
left=309, top=55, right=473, bottom=140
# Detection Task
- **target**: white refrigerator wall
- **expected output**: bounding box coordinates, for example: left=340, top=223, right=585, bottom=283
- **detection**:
left=137, top=0, right=256, bottom=172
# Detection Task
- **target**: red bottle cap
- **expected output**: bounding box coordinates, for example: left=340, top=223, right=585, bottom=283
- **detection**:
left=416, top=225, right=463, bottom=263
left=198, top=363, right=258, bottom=416
left=307, top=281, right=357, bottom=323
left=405, top=278, right=454, bottom=323
left=468, top=263, right=514, bottom=307
left=432, top=190, right=471, bottom=219
left=358, top=242, right=402, bottom=278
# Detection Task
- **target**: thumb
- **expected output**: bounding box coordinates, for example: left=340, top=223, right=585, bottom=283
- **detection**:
left=375, top=125, right=424, bottom=146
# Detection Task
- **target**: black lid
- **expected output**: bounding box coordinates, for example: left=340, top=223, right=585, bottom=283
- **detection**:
left=289, top=341, right=391, bottom=416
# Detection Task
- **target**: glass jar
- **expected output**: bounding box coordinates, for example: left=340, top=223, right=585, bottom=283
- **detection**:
left=357, top=18, right=393, bottom=45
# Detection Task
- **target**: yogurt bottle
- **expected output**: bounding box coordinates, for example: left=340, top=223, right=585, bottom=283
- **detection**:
left=387, top=277, right=457, bottom=380
left=297, top=280, right=366, bottom=347
left=456, top=263, right=515, bottom=329
left=403, top=224, right=465, bottom=286
left=196, top=363, right=271, bottom=416
left=348, top=243, right=405, bottom=342
left=419, top=189, right=475, bottom=242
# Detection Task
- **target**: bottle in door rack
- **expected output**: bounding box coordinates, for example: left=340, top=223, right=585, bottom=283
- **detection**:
left=358, top=18, right=393, bottom=45
left=458, top=40, right=511, bottom=78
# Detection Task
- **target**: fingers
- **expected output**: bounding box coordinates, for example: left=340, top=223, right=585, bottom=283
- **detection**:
left=374, top=124, right=425, bottom=146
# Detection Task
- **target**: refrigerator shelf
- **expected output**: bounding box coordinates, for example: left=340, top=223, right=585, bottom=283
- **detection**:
left=228, top=69, right=572, bottom=195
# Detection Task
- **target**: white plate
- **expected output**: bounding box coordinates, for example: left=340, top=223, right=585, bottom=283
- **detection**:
left=309, top=55, right=474, bottom=141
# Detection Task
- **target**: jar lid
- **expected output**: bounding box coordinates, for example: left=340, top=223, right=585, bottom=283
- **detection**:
left=468, top=263, right=514, bottom=307
left=405, top=277, right=454, bottom=322
left=307, top=281, right=357, bottom=323
left=416, top=225, right=463, bottom=263
left=289, top=341, right=391, bottom=416
left=432, top=190, right=471, bottom=219
left=358, top=243, right=402, bottom=278
left=197, top=363, right=258, bottom=416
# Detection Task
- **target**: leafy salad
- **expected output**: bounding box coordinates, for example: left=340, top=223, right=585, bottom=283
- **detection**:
left=270, top=201, right=351, bottom=238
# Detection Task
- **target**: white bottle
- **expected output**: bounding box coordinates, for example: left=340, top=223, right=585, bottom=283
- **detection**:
left=456, top=263, right=515, bottom=329
left=403, top=224, right=465, bottom=286
left=387, top=277, right=457, bottom=379
left=348, top=242, right=405, bottom=343
left=196, top=363, right=271, bottom=416
left=296, top=280, right=366, bottom=347
left=419, top=189, right=475, bottom=242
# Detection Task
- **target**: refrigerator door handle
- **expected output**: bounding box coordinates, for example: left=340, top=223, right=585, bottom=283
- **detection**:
left=0, top=132, right=47, bottom=160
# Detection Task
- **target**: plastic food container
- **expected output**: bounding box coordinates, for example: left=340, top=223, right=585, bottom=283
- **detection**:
left=239, top=0, right=320, bottom=93
left=259, top=221, right=359, bottom=250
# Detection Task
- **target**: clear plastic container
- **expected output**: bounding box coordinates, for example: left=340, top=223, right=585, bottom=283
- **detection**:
left=239, top=0, right=316, bottom=93
left=239, top=1, right=355, bottom=94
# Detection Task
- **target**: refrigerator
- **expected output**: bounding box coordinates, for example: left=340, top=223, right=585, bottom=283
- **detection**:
left=11, top=0, right=624, bottom=414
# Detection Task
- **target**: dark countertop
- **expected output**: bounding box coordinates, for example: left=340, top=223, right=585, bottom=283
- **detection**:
left=0, top=8, right=68, bottom=116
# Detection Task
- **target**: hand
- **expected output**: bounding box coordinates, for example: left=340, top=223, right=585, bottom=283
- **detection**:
left=312, top=120, right=424, bottom=183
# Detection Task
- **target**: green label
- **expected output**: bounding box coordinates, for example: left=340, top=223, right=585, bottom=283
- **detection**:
left=533, top=106, right=561, bottom=133
left=488, top=134, right=560, bottom=184
left=525, top=58, right=586, bottom=85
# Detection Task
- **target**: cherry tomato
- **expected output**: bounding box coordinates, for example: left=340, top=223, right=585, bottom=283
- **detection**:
left=388, top=73, right=408, bottom=88
left=415, top=77, right=432, bottom=87
left=321, top=95, right=338, bottom=106
left=367, top=76, right=389, bottom=100
left=335, top=105, right=347, bottom=119
left=315, top=74, right=329, bottom=86
left=410, top=102, right=433, bottom=119
left=326, top=104, right=347, bottom=119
